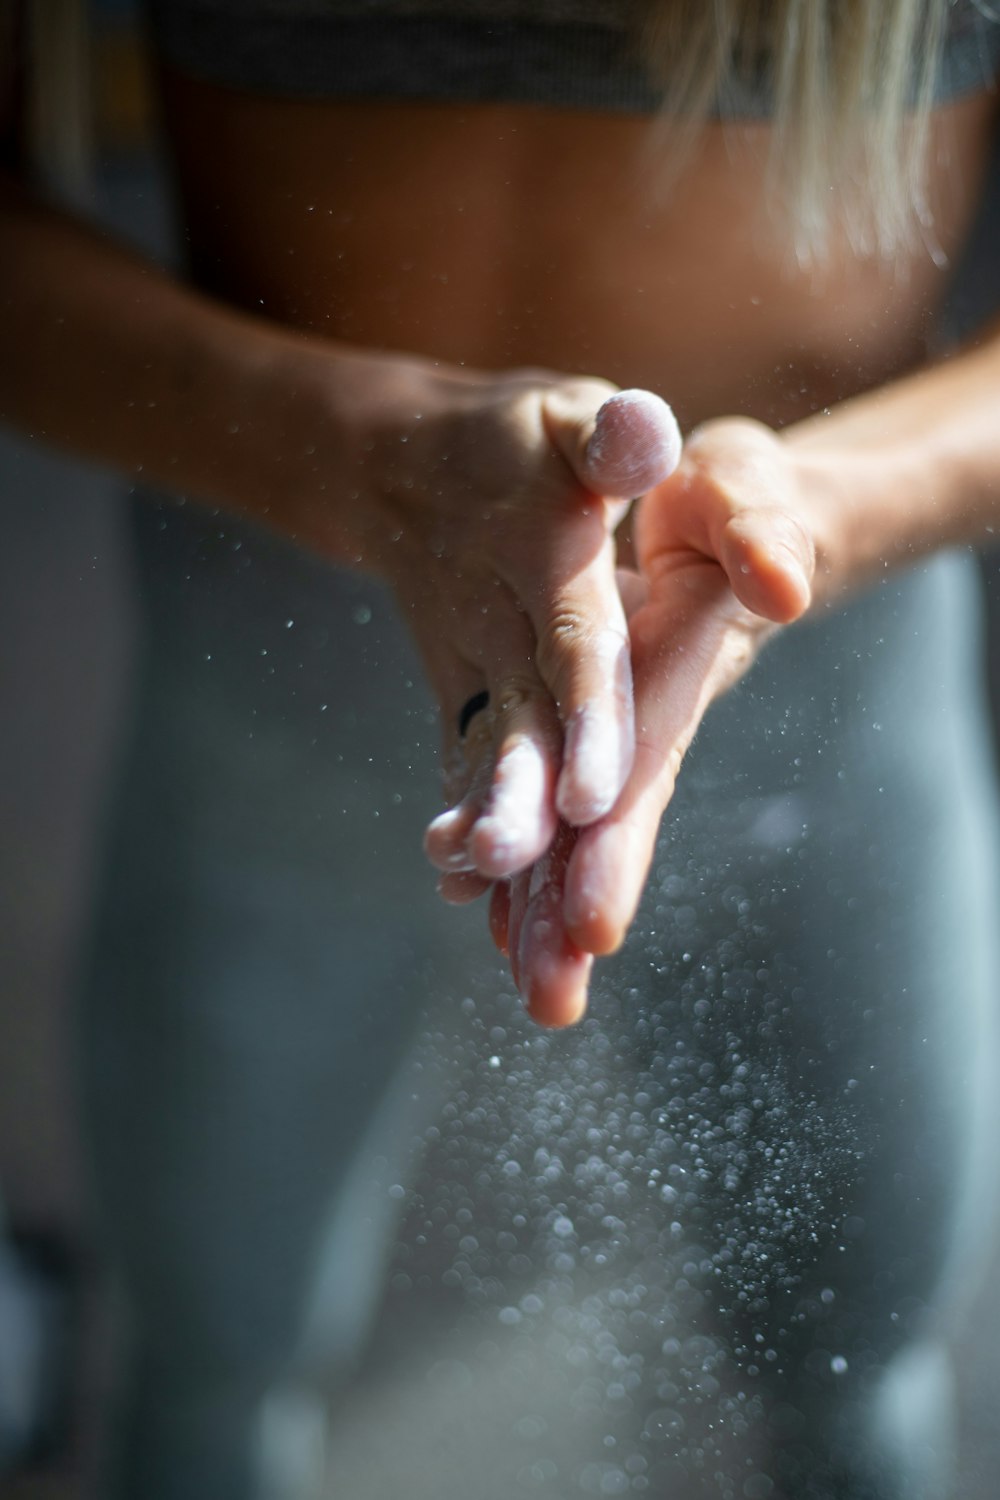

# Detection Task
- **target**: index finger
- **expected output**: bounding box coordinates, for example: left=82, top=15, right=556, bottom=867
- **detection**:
left=562, top=565, right=751, bottom=955
left=527, top=390, right=682, bottom=827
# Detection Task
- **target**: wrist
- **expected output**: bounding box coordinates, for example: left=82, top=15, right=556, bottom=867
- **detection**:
left=779, top=348, right=998, bottom=608
left=780, top=416, right=932, bottom=610
left=224, top=321, right=467, bottom=569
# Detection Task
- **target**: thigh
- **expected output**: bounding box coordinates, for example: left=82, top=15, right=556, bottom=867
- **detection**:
left=77, top=494, right=488, bottom=1382
left=336, top=558, right=1000, bottom=1500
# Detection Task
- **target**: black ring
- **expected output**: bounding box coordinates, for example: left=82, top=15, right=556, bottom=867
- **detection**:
left=458, top=690, right=490, bottom=738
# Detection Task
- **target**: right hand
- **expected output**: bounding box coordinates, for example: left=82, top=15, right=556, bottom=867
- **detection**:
left=360, top=368, right=683, bottom=881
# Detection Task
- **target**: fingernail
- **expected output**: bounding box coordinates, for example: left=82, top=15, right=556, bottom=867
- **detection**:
left=426, top=806, right=463, bottom=836
left=521, top=946, right=592, bottom=1028
left=425, top=807, right=478, bottom=871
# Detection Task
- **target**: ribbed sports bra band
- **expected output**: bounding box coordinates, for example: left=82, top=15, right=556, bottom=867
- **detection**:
left=147, top=0, right=1000, bottom=115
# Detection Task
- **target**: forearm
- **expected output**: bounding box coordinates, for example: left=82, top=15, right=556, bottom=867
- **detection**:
left=0, top=175, right=419, bottom=558
left=783, top=323, right=1000, bottom=603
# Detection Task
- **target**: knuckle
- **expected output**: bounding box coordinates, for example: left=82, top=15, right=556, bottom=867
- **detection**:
left=494, top=670, right=545, bottom=719
left=536, top=610, right=627, bottom=694
left=546, top=606, right=590, bottom=647
left=536, top=608, right=590, bottom=677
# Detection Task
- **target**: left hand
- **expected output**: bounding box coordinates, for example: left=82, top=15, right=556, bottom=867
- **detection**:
left=467, top=417, right=824, bottom=1025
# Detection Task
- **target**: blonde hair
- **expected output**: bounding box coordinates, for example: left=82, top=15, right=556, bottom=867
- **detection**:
left=642, top=0, right=952, bottom=262
left=26, top=0, right=962, bottom=255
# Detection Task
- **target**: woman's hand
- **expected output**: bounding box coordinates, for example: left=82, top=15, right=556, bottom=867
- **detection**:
left=485, top=416, right=824, bottom=1026
left=379, top=373, right=683, bottom=877
left=0, top=182, right=681, bottom=871
left=235, top=339, right=680, bottom=878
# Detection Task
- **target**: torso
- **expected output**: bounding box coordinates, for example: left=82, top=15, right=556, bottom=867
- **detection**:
left=158, top=68, right=998, bottom=430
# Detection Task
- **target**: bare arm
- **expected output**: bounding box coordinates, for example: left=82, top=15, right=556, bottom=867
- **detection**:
left=0, top=170, right=397, bottom=549
left=0, top=69, right=683, bottom=878
left=787, top=323, right=1000, bottom=599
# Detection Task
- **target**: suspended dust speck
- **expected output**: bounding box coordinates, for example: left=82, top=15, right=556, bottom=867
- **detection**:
left=744, top=1475, right=775, bottom=1497
left=830, top=1355, right=848, bottom=1375
left=285, top=618, right=294, bottom=629
left=380, top=879, right=866, bottom=1494
left=353, top=604, right=373, bottom=625
left=642, top=1407, right=685, bottom=1441
left=387, top=1183, right=406, bottom=1201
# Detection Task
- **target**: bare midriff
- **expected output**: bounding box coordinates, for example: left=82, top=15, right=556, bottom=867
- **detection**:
left=160, top=70, right=997, bottom=430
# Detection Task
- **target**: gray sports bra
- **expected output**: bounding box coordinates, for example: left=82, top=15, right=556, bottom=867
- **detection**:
left=148, top=0, right=1000, bottom=116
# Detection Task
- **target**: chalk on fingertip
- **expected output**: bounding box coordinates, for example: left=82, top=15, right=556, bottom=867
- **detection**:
left=584, top=389, right=683, bottom=499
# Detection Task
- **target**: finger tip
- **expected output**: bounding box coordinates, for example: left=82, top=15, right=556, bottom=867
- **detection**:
left=565, top=908, right=626, bottom=956
left=555, top=776, right=616, bottom=829
left=724, top=519, right=815, bottom=623
left=517, top=913, right=593, bottom=1028
left=469, top=819, right=545, bottom=880
left=557, top=713, right=632, bottom=828
left=778, top=565, right=813, bottom=622
left=526, top=996, right=589, bottom=1030
left=424, top=809, right=477, bottom=871
left=746, top=562, right=813, bottom=624
left=523, top=963, right=592, bottom=1029
left=437, top=870, right=490, bottom=905
left=585, top=389, right=683, bottom=497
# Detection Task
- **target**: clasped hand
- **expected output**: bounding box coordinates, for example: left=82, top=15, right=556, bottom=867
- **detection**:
left=422, top=400, right=819, bottom=1028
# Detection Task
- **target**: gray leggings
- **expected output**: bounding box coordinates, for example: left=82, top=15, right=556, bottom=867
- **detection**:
left=78, top=496, right=1000, bottom=1499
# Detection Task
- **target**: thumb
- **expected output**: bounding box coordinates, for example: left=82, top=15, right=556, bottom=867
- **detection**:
left=544, top=385, right=683, bottom=501
left=717, top=507, right=814, bottom=624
